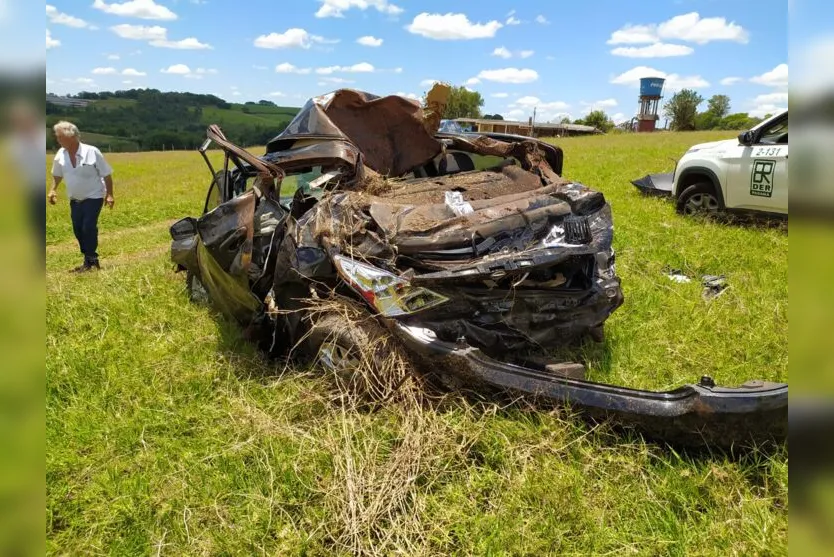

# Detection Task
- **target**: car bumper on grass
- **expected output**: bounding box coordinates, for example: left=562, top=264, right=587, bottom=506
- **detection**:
left=632, top=172, right=675, bottom=197
left=394, top=323, right=788, bottom=449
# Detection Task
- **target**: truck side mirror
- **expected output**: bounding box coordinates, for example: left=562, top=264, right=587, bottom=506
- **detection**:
left=738, top=130, right=754, bottom=146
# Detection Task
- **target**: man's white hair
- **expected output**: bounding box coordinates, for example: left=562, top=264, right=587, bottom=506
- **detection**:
left=53, top=120, right=80, bottom=138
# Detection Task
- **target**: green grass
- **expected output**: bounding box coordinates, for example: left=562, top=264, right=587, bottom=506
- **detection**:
left=201, top=105, right=299, bottom=128
left=46, top=132, right=787, bottom=555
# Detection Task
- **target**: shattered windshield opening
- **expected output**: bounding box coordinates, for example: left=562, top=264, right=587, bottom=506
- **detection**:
left=279, top=166, right=328, bottom=207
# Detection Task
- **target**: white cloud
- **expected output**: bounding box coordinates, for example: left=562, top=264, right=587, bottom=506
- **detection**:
left=110, top=24, right=167, bottom=41
left=720, top=76, right=742, bottom=86
left=493, top=47, right=535, bottom=59
left=748, top=92, right=788, bottom=118
left=46, top=5, right=95, bottom=29
left=406, top=13, right=503, bottom=40
left=612, top=112, right=626, bottom=123
left=320, top=77, right=355, bottom=84
left=357, top=35, right=383, bottom=47
left=395, top=91, right=420, bottom=100
left=195, top=68, right=218, bottom=75
left=47, top=29, right=60, bottom=49
left=610, top=65, right=708, bottom=89
left=492, top=46, right=511, bottom=59
left=750, top=63, right=788, bottom=88
left=152, top=37, right=211, bottom=49
left=122, top=80, right=133, bottom=84
left=393, top=67, right=403, bottom=73
left=420, top=78, right=439, bottom=87
left=608, top=12, right=749, bottom=46
left=465, top=77, right=481, bottom=86
left=748, top=104, right=784, bottom=118
left=92, top=67, right=117, bottom=75
left=665, top=74, right=710, bottom=89
left=231, top=91, right=241, bottom=96
left=658, top=12, right=749, bottom=45
left=611, top=43, right=693, bottom=58
left=754, top=92, right=789, bottom=105
left=476, top=67, right=539, bottom=84
left=513, top=96, right=569, bottom=111
left=63, top=77, right=96, bottom=85
left=535, top=15, right=549, bottom=25
left=582, top=98, right=618, bottom=113
left=107, top=54, right=120, bottom=60
left=316, top=62, right=376, bottom=74
left=491, top=92, right=509, bottom=98
left=275, top=63, right=312, bottom=74
left=506, top=16, right=521, bottom=25
left=92, top=0, right=177, bottom=21
left=607, top=24, right=657, bottom=45
left=254, top=28, right=337, bottom=49
left=315, top=0, right=403, bottom=18
left=508, top=96, right=570, bottom=121
left=122, top=68, right=146, bottom=76
left=161, top=64, right=191, bottom=75
left=269, top=91, right=286, bottom=97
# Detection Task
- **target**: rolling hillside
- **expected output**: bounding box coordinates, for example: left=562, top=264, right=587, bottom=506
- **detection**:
left=46, top=89, right=301, bottom=152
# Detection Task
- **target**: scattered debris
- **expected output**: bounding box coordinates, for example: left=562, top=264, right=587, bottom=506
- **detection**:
left=702, top=274, right=729, bottom=300
left=663, top=267, right=730, bottom=300
left=664, top=267, right=692, bottom=283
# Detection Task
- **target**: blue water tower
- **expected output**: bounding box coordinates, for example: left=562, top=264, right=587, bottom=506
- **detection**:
left=637, top=77, right=665, bottom=131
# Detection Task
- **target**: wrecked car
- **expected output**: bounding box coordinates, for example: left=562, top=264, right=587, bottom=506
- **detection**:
left=170, top=86, right=787, bottom=448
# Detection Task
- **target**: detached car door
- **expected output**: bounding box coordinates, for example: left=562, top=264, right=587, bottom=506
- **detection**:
left=726, top=112, right=789, bottom=214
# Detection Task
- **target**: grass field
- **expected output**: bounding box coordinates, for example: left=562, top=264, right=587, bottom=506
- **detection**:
left=46, top=131, right=788, bottom=555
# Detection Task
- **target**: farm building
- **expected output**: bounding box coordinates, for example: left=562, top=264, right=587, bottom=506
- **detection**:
left=454, top=118, right=603, bottom=137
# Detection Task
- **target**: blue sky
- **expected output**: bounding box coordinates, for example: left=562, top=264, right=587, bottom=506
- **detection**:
left=43, top=0, right=795, bottom=123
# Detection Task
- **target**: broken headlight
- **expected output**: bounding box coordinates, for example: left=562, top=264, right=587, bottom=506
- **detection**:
left=333, top=255, right=449, bottom=317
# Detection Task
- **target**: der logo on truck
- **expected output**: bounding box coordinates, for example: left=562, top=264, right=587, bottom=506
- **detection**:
left=750, top=160, right=775, bottom=198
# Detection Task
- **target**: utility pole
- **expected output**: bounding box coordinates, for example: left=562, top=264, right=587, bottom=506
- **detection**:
left=532, top=106, right=537, bottom=137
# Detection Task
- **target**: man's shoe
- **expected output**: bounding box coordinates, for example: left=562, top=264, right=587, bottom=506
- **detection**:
left=70, top=260, right=100, bottom=273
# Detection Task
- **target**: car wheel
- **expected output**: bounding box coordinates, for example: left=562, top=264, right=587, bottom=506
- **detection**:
left=305, top=305, right=413, bottom=401
left=676, top=183, right=721, bottom=216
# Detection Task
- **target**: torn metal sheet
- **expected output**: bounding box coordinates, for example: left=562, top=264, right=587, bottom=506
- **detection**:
left=632, top=172, right=674, bottom=197
left=702, top=275, right=729, bottom=300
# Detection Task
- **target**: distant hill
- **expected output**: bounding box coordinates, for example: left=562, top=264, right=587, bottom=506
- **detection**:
left=46, top=89, right=301, bottom=152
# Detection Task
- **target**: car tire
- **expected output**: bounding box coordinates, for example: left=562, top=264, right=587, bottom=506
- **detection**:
left=305, top=302, right=414, bottom=401
left=676, top=183, right=721, bottom=216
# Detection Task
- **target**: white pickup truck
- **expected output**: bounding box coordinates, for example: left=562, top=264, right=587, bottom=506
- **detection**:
left=633, top=109, right=788, bottom=218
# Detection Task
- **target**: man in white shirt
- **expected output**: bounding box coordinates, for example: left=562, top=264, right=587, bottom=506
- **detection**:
left=48, top=121, right=115, bottom=272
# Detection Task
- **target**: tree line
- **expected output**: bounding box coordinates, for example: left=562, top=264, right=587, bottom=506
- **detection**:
left=430, top=84, right=767, bottom=133
left=662, top=90, right=768, bottom=131
left=46, top=89, right=296, bottom=152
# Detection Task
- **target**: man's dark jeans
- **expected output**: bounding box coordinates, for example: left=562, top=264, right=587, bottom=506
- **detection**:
left=69, top=198, right=104, bottom=264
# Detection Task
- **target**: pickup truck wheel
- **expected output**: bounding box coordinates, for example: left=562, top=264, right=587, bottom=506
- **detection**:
left=306, top=308, right=412, bottom=401
left=676, top=183, right=721, bottom=216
